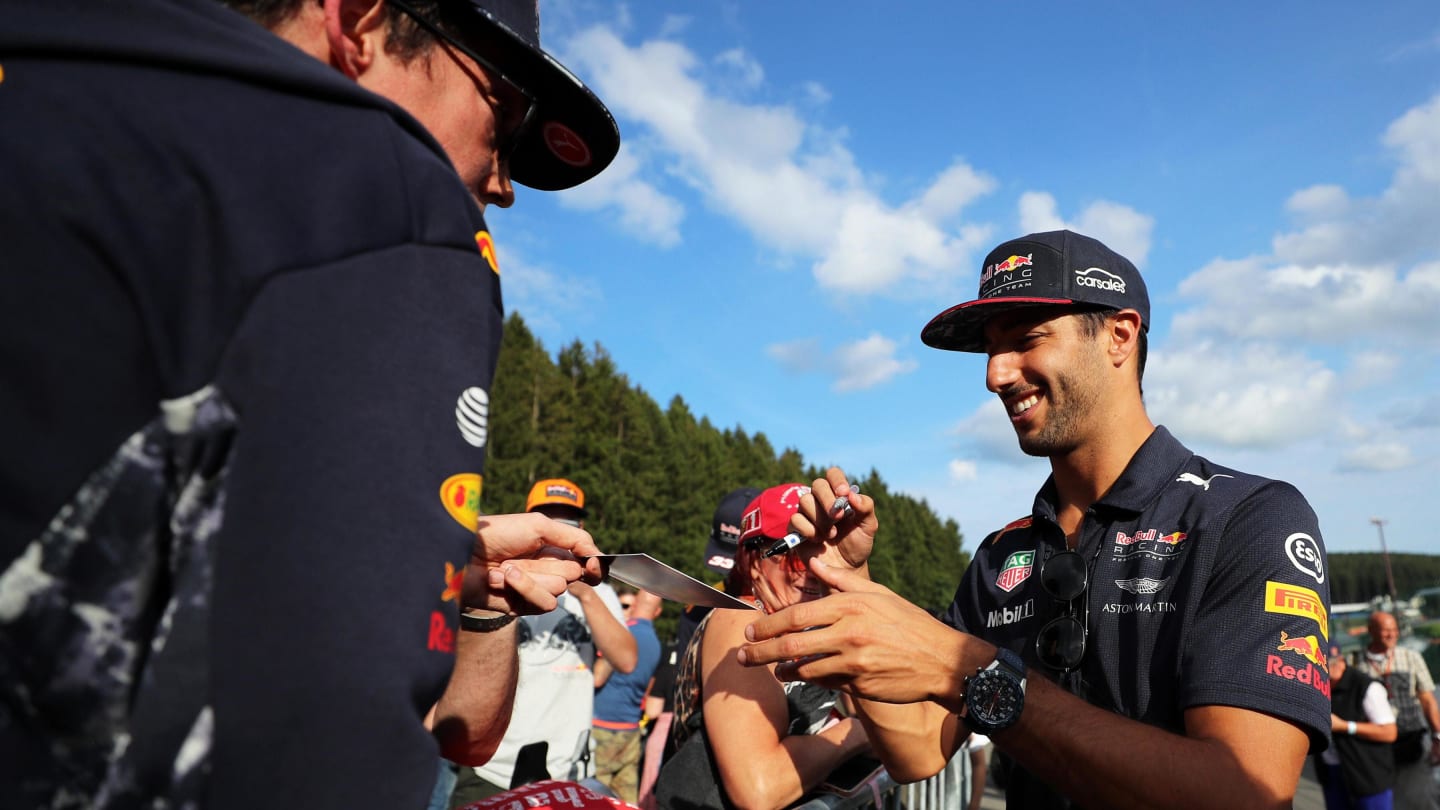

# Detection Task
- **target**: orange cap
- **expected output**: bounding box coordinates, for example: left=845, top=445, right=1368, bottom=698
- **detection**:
left=526, top=478, right=587, bottom=516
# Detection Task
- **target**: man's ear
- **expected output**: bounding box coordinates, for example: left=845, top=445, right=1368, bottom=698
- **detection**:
left=1107, top=309, right=1144, bottom=369
left=323, top=0, right=388, bottom=79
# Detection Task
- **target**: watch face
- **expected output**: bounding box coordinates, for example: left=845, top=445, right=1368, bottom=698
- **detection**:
left=967, top=668, right=1023, bottom=728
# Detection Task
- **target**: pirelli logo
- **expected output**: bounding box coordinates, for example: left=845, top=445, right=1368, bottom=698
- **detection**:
left=1264, top=581, right=1328, bottom=640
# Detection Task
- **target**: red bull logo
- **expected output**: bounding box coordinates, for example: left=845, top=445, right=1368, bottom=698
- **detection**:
left=475, top=230, right=500, bottom=275
left=990, top=517, right=1033, bottom=545
left=1113, top=529, right=1187, bottom=546
left=994, top=254, right=1033, bottom=274
left=427, top=611, right=455, bottom=653
left=1266, top=650, right=1330, bottom=699
left=1276, top=630, right=1326, bottom=667
left=441, top=562, right=463, bottom=604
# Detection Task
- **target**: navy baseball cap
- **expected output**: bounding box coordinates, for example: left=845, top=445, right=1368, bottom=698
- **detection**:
left=921, top=230, right=1150, bottom=353
left=430, top=0, right=620, bottom=191
left=703, top=487, right=762, bottom=576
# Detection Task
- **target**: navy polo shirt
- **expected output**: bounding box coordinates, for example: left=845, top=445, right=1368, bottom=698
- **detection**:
left=943, top=427, right=1332, bottom=808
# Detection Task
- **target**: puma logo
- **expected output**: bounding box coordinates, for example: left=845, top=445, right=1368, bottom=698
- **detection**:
left=1176, top=472, right=1234, bottom=491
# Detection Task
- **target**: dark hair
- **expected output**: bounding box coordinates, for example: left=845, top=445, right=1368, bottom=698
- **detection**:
left=724, top=540, right=764, bottom=598
left=1075, top=308, right=1147, bottom=394
left=217, top=0, right=446, bottom=62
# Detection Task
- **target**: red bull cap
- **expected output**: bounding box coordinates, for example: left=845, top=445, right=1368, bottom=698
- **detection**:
left=921, top=229, right=1150, bottom=353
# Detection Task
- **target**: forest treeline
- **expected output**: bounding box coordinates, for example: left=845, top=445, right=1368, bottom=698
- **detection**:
left=1328, top=552, right=1440, bottom=605
left=481, top=314, right=970, bottom=638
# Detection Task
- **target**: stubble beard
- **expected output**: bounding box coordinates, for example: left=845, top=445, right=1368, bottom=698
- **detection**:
left=1016, top=350, right=1107, bottom=458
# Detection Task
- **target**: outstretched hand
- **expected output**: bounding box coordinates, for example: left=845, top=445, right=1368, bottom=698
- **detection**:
left=738, top=558, right=979, bottom=714
left=463, top=512, right=607, bottom=616
left=792, top=467, right=876, bottom=571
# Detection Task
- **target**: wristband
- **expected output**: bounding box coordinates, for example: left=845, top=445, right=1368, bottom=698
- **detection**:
left=1347, top=721, right=1357, bottom=736
left=460, top=610, right=518, bottom=633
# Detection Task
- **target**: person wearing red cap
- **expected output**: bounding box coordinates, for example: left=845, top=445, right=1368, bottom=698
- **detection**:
left=655, top=484, right=873, bottom=810
left=740, top=231, right=1331, bottom=809
left=1, top=1, right=618, bottom=808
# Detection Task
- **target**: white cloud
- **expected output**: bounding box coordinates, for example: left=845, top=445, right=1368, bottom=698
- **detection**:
left=832, top=334, right=918, bottom=392
left=561, top=25, right=996, bottom=298
left=1271, top=94, right=1440, bottom=265
left=559, top=145, right=684, bottom=247
left=500, top=248, right=603, bottom=334
left=948, top=399, right=1029, bottom=465
left=765, top=333, right=916, bottom=391
left=1145, top=341, right=1339, bottom=448
left=1339, top=442, right=1415, bottom=473
left=1016, top=192, right=1154, bottom=266
left=714, top=48, right=764, bottom=88
left=948, top=459, right=978, bottom=482
left=1343, top=351, right=1400, bottom=390
left=766, top=338, right=821, bottom=372
left=801, top=81, right=831, bottom=106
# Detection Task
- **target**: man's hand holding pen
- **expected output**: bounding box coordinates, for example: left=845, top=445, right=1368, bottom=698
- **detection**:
left=788, top=467, right=876, bottom=573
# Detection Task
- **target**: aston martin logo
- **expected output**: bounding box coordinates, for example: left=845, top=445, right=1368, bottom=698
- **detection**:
left=1115, top=577, right=1167, bottom=595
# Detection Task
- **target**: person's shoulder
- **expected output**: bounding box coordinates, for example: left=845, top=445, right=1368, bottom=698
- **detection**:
left=1177, top=453, right=1317, bottom=513
left=977, top=515, right=1037, bottom=553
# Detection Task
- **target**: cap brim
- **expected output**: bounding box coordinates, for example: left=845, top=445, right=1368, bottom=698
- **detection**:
left=702, top=535, right=737, bottom=576
left=451, top=5, right=620, bottom=191
left=920, top=297, right=1076, bottom=352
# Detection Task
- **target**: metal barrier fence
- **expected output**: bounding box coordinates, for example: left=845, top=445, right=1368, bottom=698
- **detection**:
left=894, top=750, right=970, bottom=810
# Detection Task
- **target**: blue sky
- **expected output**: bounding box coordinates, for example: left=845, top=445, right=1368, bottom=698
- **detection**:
left=487, top=1, right=1440, bottom=557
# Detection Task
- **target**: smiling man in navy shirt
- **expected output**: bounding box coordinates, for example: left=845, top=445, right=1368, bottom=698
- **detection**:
left=741, top=230, right=1332, bottom=809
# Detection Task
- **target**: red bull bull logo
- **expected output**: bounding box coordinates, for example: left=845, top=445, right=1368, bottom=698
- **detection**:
left=994, top=254, right=1032, bottom=273
left=1276, top=630, right=1326, bottom=667
left=441, top=562, right=463, bottom=604
left=1111, top=527, right=1188, bottom=561
left=475, top=230, right=500, bottom=275
left=990, top=517, right=1033, bottom=545
left=979, top=254, right=1035, bottom=287
left=1266, top=634, right=1330, bottom=699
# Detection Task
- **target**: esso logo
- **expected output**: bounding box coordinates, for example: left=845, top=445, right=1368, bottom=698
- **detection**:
left=1284, top=533, right=1324, bottom=585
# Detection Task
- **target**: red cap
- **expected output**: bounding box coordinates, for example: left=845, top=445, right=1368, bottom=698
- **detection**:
left=738, top=483, right=811, bottom=544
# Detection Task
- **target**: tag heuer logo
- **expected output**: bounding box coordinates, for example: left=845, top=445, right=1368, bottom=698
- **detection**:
left=996, top=550, right=1036, bottom=593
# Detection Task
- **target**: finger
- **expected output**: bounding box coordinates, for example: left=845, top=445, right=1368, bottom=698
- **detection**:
left=808, top=558, right=888, bottom=595
left=775, top=653, right=850, bottom=687
left=738, top=619, right=842, bottom=667
left=788, top=511, right=817, bottom=541
left=503, top=558, right=583, bottom=581
left=499, top=563, right=564, bottom=614
left=534, top=519, right=602, bottom=558
left=744, top=594, right=848, bottom=643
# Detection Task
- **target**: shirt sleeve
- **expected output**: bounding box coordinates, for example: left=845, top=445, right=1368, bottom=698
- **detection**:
left=1363, top=681, right=1396, bottom=725
left=207, top=241, right=502, bottom=807
left=1179, top=480, right=1333, bottom=753
left=595, top=582, right=626, bottom=623
left=1407, top=648, right=1436, bottom=694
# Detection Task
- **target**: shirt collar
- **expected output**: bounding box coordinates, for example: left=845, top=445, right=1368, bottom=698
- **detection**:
left=1032, top=426, right=1194, bottom=519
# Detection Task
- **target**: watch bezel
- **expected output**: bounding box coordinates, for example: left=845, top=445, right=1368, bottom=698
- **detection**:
left=964, top=650, right=1027, bottom=733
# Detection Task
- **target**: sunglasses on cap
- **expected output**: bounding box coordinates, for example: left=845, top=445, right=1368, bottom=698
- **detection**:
left=386, top=0, right=538, bottom=166
left=742, top=537, right=807, bottom=575
left=1035, top=547, right=1091, bottom=673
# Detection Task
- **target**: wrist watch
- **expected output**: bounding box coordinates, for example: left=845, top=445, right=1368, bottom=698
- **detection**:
left=963, top=647, right=1027, bottom=734
left=459, top=610, right=518, bottom=633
